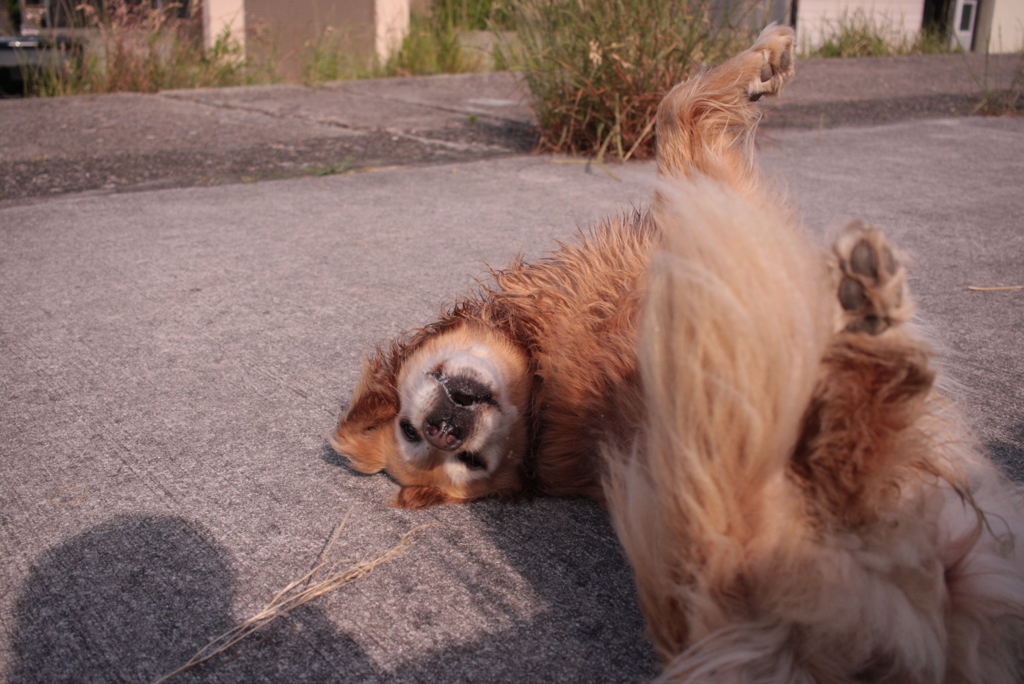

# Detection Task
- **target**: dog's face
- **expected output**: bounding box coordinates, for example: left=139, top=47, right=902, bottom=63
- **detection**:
left=333, top=324, right=531, bottom=508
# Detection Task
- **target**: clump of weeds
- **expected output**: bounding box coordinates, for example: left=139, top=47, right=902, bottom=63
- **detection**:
left=507, top=0, right=760, bottom=161
left=971, top=41, right=1024, bottom=116
left=22, top=0, right=264, bottom=96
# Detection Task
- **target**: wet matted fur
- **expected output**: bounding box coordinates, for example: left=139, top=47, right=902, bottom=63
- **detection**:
left=333, top=25, right=1024, bottom=680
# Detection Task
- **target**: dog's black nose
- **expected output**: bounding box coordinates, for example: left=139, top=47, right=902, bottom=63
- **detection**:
left=421, top=372, right=490, bottom=451
left=422, top=416, right=464, bottom=451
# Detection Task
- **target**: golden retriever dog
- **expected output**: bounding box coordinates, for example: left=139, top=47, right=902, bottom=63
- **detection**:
left=332, top=25, right=801, bottom=508
left=334, top=25, right=1024, bottom=679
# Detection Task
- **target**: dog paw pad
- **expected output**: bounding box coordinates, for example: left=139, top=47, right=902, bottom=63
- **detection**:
left=746, top=25, right=796, bottom=102
left=839, top=276, right=867, bottom=311
left=833, top=222, right=910, bottom=335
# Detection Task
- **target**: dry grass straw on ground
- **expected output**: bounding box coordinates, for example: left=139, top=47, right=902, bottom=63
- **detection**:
left=154, top=512, right=436, bottom=683
left=510, top=0, right=759, bottom=161
left=967, top=285, right=1024, bottom=291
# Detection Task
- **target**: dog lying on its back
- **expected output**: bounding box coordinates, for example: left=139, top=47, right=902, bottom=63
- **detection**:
left=334, top=25, right=1024, bottom=680
left=331, top=27, right=796, bottom=509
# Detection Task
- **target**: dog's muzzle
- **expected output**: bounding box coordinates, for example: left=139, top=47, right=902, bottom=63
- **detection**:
left=421, top=372, right=494, bottom=451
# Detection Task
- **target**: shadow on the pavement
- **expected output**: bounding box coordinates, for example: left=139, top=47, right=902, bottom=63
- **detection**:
left=8, top=515, right=379, bottom=683
left=988, top=423, right=1024, bottom=483
left=10, top=501, right=657, bottom=682
left=390, top=495, right=659, bottom=682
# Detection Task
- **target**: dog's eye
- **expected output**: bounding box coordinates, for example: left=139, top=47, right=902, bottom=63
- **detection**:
left=399, top=420, right=421, bottom=443
left=456, top=451, right=487, bottom=471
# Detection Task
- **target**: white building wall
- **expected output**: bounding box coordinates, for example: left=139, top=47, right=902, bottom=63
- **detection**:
left=375, top=0, right=411, bottom=61
left=201, top=0, right=410, bottom=70
left=976, top=0, right=1024, bottom=53
left=796, top=0, right=926, bottom=50
left=203, top=0, right=246, bottom=51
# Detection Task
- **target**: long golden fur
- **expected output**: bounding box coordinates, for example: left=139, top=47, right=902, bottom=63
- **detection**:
left=334, top=25, right=1024, bottom=679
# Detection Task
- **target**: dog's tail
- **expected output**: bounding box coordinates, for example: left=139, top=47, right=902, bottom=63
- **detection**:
left=604, top=176, right=833, bottom=675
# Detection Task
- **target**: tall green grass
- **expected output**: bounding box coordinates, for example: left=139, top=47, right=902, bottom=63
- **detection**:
left=510, top=0, right=759, bottom=160
left=300, top=25, right=378, bottom=84
left=385, top=0, right=513, bottom=77
left=384, top=11, right=471, bottom=77
left=22, top=0, right=510, bottom=93
left=22, top=0, right=263, bottom=96
left=300, top=0, right=512, bottom=84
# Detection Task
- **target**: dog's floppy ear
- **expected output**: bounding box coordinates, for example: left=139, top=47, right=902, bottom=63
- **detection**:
left=392, top=485, right=457, bottom=509
left=331, top=350, right=400, bottom=474
left=331, top=420, right=389, bottom=473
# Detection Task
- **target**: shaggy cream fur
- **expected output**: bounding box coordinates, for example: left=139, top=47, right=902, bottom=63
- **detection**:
left=334, top=25, right=1024, bottom=679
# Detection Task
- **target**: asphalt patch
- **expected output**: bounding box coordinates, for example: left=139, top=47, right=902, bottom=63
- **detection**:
left=1, top=118, right=538, bottom=203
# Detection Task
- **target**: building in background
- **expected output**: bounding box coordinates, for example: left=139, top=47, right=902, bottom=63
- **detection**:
left=8, top=0, right=410, bottom=80
left=972, top=0, right=1024, bottom=52
left=202, top=0, right=409, bottom=79
left=761, top=0, right=1023, bottom=53
left=6, top=0, right=1022, bottom=78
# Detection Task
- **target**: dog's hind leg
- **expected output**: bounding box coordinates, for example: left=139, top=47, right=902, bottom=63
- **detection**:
left=656, top=24, right=795, bottom=195
left=792, top=221, right=937, bottom=527
left=797, top=225, right=1024, bottom=681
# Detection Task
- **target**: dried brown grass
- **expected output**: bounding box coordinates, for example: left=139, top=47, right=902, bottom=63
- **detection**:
left=510, top=0, right=760, bottom=161
left=154, top=512, right=435, bottom=683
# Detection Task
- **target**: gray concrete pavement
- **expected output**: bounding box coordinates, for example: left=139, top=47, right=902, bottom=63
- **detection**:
left=1, top=71, right=536, bottom=201
left=1, top=56, right=1023, bottom=683
left=2, top=52, right=1022, bottom=201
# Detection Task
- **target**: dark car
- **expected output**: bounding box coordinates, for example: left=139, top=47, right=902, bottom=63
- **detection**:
left=0, top=34, right=75, bottom=96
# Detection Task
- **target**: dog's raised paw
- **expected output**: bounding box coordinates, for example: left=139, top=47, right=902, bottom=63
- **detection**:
left=834, top=221, right=911, bottom=335
left=746, top=24, right=796, bottom=102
